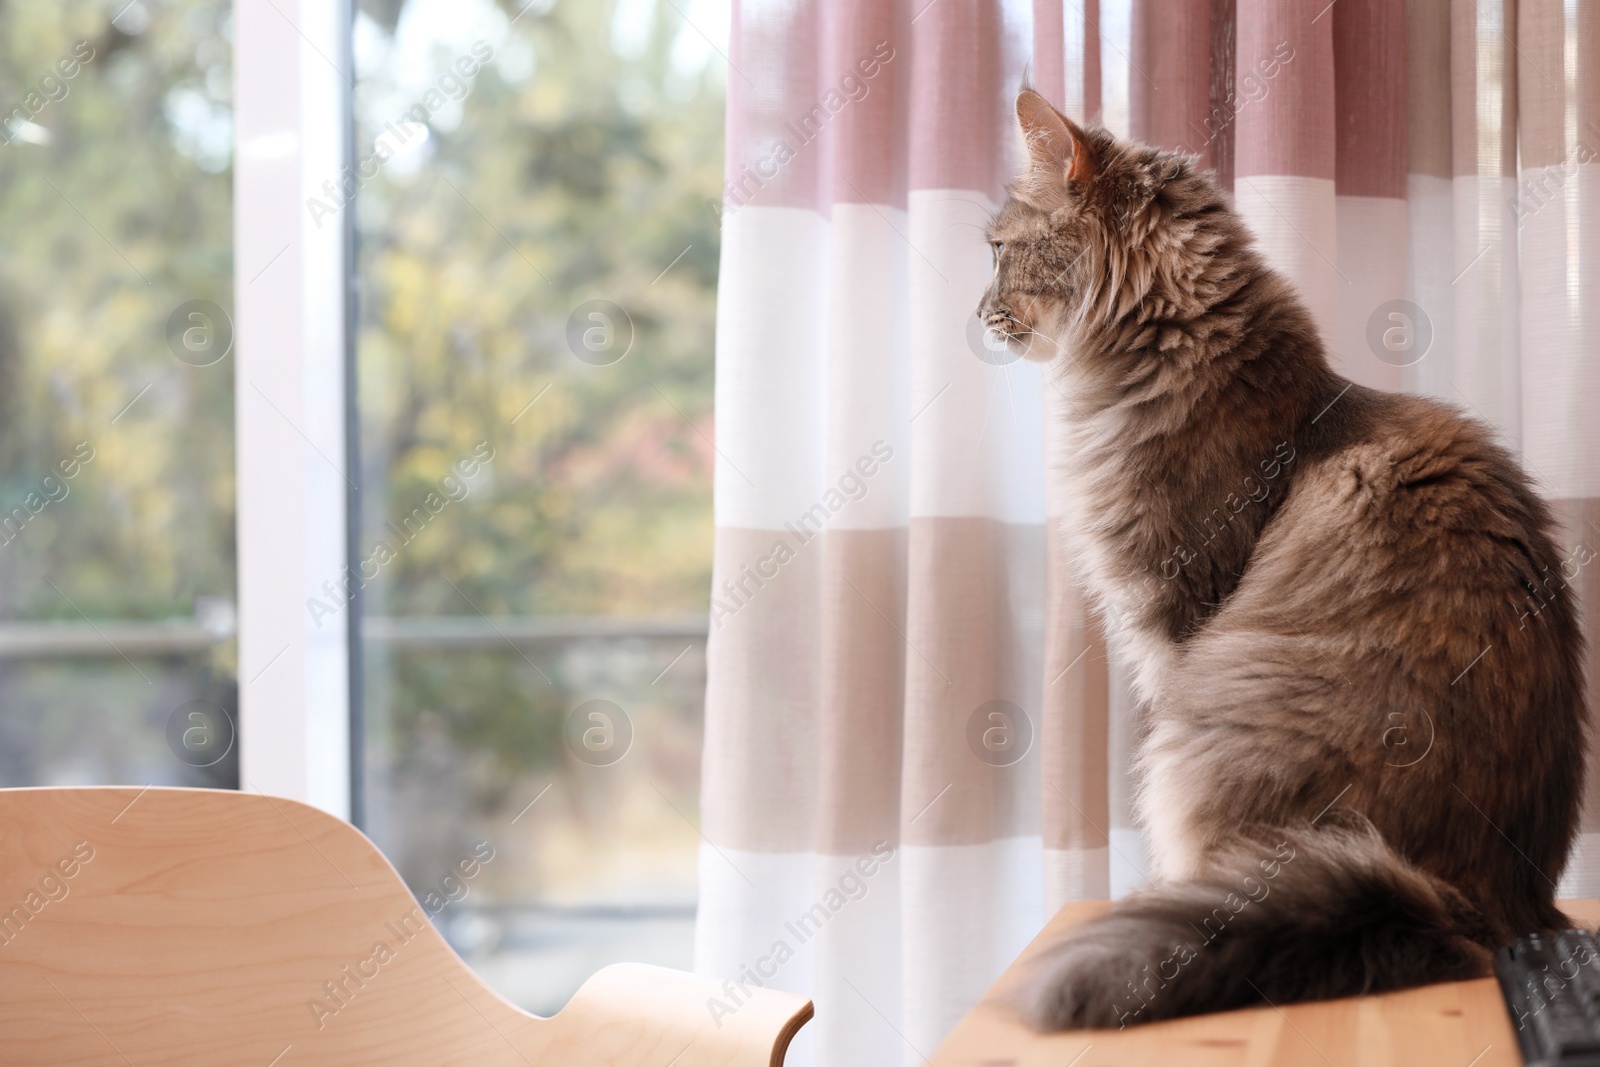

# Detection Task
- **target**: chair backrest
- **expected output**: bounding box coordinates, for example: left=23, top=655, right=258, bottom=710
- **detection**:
left=0, top=787, right=810, bottom=1066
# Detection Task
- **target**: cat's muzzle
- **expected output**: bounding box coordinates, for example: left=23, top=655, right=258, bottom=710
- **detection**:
left=983, top=307, right=1028, bottom=345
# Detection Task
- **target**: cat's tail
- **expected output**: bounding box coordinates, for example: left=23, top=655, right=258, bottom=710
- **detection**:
left=1017, top=822, right=1504, bottom=1030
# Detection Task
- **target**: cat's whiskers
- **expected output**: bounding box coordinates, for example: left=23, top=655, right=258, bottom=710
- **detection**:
left=990, top=308, right=1064, bottom=355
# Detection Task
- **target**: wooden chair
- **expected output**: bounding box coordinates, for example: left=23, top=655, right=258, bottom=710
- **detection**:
left=0, top=787, right=811, bottom=1065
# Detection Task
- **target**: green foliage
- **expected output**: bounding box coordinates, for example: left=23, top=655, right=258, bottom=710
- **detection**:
left=355, top=0, right=722, bottom=621
left=0, top=0, right=235, bottom=623
left=353, top=0, right=722, bottom=822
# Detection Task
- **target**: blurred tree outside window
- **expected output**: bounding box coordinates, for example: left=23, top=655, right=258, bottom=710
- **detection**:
left=0, top=0, right=238, bottom=790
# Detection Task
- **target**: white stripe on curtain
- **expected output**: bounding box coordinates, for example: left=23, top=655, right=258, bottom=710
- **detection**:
left=906, top=188, right=1045, bottom=522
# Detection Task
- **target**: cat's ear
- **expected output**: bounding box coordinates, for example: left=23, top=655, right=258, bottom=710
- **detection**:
left=1016, top=89, right=1096, bottom=185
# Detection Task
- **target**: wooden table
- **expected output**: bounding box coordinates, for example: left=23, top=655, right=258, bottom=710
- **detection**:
left=931, top=899, right=1600, bottom=1066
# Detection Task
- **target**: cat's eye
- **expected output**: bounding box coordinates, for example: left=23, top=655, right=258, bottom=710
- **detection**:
left=989, top=241, right=1005, bottom=263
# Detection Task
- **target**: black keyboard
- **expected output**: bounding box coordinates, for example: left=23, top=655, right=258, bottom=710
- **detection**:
left=1497, top=930, right=1600, bottom=1065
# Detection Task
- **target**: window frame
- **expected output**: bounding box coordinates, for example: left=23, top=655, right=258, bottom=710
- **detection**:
left=233, top=0, right=357, bottom=821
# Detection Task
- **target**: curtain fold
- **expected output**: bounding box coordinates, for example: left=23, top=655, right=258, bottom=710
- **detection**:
left=1517, top=0, right=1600, bottom=878
left=701, top=1, right=1600, bottom=1062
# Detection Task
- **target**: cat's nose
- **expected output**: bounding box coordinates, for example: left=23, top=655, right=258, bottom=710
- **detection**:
left=977, top=290, right=1011, bottom=329
left=976, top=282, right=1000, bottom=320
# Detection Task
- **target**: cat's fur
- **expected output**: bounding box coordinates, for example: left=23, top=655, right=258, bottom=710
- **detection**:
left=980, top=90, right=1587, bottom=1029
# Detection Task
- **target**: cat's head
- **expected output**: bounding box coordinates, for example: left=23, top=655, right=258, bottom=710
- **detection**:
left=978, top=90, right=1221, bottom=362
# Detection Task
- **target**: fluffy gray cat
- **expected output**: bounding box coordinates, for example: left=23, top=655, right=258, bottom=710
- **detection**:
left=979, top=90, right=1587, bottom=1029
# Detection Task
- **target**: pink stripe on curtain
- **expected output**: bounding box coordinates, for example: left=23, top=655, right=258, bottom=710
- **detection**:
left=1333, top=0, right=1406, bottom=199
left=1234, top=0, right=1334, bottom=181
left=723, top=0, right=823, bottom=212
left=1131, top=0, right=1214, bottom=162
left=825, top=2, right=905, bottom=207
left=907, top=0, right=1010, bottom=196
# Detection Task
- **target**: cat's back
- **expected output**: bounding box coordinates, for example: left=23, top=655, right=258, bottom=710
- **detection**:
left=1287, top=385, right=1556, bottom=557
left=1219, top=381, right=1582, bottom=705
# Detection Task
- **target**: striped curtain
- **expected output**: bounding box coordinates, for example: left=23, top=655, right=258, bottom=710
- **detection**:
left=699, top=1, right=1600, bottom=1062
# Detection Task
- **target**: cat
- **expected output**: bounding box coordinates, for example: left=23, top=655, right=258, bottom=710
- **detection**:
left=979, top=89, right=1588, bottom=1029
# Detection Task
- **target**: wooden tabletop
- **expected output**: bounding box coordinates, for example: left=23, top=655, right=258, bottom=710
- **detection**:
left=931, top=898, right=1600, bottom=1066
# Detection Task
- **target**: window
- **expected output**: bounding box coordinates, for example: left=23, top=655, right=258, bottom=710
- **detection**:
left=0, top=0, right=237, bottom=789
left=351, top=0, right=723, bottom=1012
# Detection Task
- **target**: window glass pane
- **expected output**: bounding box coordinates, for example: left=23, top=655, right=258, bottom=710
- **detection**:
left=0, top=0, right=237, bottom=789
left=353, top=0, right=721, bottom=1014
